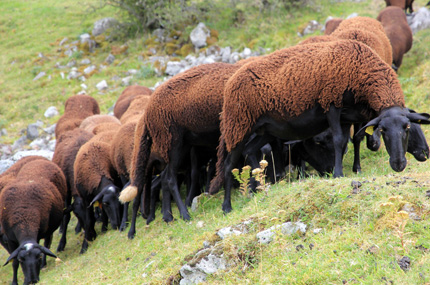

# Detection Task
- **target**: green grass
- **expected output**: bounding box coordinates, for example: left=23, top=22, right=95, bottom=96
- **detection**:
left=1, top=0, right=430, bottom=283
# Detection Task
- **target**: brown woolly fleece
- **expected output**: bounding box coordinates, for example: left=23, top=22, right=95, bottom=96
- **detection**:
left=0, top=156, right=46, bottom=192
left=139, top=62, right=242, bottom=163
left=221, top=39, right=405, bottom=152
left=16, top=160, right=67, bottom=201
left=299, top=35, right=338, bottom=45
left=331, top=16, right=393, bottom=64
left=53, top=128, right=94, bottom=196
left=114, top=85, right=153, bottom=119
left=64, top=95, right=100, bottom=115
left=110, top=120, right=138, bottom=179
left=74, top=141, right=116, bottom=195
left=92, top=123, right=122, bottom=135
left=80, top=114, right=121, bottom=134
left=377, top=6, right=413, bottom=69
left=88, top=130, right=119, bottom=144
left=324, top=18, right=343, bottom=35
left=119, top=95, right=151, bottom=124
left=55, top=117, right=84, bottom=138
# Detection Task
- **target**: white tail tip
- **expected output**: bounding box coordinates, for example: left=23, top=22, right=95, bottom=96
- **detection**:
left=119, top=186, right=138, bottom=203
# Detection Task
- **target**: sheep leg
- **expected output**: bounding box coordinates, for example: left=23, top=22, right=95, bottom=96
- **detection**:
left=101, top=209, right=108, bottom=232
left=223, top=141, right=246, bottom=213
left=42, top=235, right=53, bottom=268
left=161, top=183, right=174, bottom=222
left=119, top=202, right=129, bottom=232
left=326, top=106, right=348, bottom=178
left=185, top=147, right=200, bottom=207
left=352, top=123, right=363, bottom=173
left=147, top=175, right=161, bottom=224
left=12, top=258, right=19, bottom=285
left=205, top=158, right=216, bottom=193
left=127, top=186, right=143, bottom=239
left=81, top=206, right=97, bottom=254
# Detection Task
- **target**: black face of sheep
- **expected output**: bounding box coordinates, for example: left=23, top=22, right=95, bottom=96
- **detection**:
left=357, top=107, right=430, bottom=171
left=4, top=242, right=57, bottom=285
left=90, top=185, right=122, bottom=230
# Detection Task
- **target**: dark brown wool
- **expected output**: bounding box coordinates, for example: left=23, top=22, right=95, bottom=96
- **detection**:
left=114, top=85, right=153, bottom=119
left=0, top=156, right=46, bottom=192
left=377, top=6, right=413, bottom=69
left=384, top=0, right=414, bottom=12
left=221, top=40, right=404, bottom=152
left=119, top=95, right=151, bottom=124
left=324, top=18, right=343, bottom=35
left=111, top=120, right=138, bottom=179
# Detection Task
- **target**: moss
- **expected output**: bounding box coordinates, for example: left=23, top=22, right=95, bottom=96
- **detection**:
left=207, top=36, right=218, bottom=46
left=210, top=29, right=219, bottom=39
left=94, top=35, right=106, bottom=44
left=165, top=42, right=178, bottom=55
left=179, top=43, right=194, bottom=56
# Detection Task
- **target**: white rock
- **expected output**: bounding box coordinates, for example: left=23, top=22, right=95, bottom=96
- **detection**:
left=80, top=83, right=88, bottom=90
left=33, top=71, right=46, bottom=81
left=217, top=227, right=242, bottom=239
left=408, top=7, right=430, bottom=34
left=121, top=76, right=133, bottom=86
left=179, top=264, right=206, bottom=285
left=281, top=222, right=307, bottom=235
left=80, top=58, right=91, bottom=65
left=313, top=228, right=323, bottom=234
left=196, top=254, right=227, bottom=274
left=346, top=12, right=358, bottom=19
left=96, top=80, right=108, bottom=91
left=242, top=47, right=252, bottom=57
left=59, top=37, right=68, bottom=46
left=44, top=106, right=59, bottom=118
left=256, top=228, right=277, bottom=244
left=83, top=65, right=96, bottom=74
left=190, top=22, right=210, bottom=49
left=93, top=17, right=119, bottom=36
left=13, top=150, right=53, bottom=161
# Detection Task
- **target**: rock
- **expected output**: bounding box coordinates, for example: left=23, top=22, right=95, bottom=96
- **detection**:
left=166, top=61, right=186, bottom=76
left=242, top=47, right=252, bottom=58
left=121, top=76, right=133, bottom=86
left=67, top=60, right=76, bottom=68
left=96, top=80, right=108, bottom=91
left=80, top=58, right=91, bottom=65
left=0, top=159, right=14, bottom=174
left=44, top=106, right=59, bottom=118
left=93, top=17, right=119, bottom=36
left=1, top=128, right=7, bottom=136
left=12, top=150, right=53, bottom=161
left=281, top=221, right=307, bottom=235
left=191, top=194, right=205, bottom=212
left=152, top=28, right=167, bottom=43
left=179, top=264, right=207, bottom=284
left=402, top=203, right=421, bottom=221
left=408, top=7, right=430, bottom=34
left=80, top=33, right=96, bottom=53
left=26, top=123, right=40, bottom=140
left=29, top=138, right=49, bottom=150
left=217, top=226, right=242, bottom=239
left=59, top=37, right=68, bottom=46
left=203, top=241, right=210, bottom=248
left=300, top=20, right=322, bottom=36
left=105, top=54, right=115, bottom=64
left=196, top=221, right=204, bottom=228
left=196, top=254, right=227, bottom=274
left=346, top=12, right=359, bottom=19
left=220, top=47, right=231, bottom=63
left=313, top=228, right=322, bottom=234
left=33, top=71, right=46, bottom=81
left=398, top=256, right=411, bottom=272
left=67, top=68, right=81, bottom=80
left=190, top=23, right=210, bottom=49
left=83, top=65, right=96, bottom=75
left=12, top=136, right=27, bottom=151
left=257, top=227, right=277, bottom=244
left=81, top=83, right=88, bottom=90
left=127, top=69, right=138, bottom=75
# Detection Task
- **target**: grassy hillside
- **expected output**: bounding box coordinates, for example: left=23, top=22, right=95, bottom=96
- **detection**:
left=1, top=0, right=430, bottom=284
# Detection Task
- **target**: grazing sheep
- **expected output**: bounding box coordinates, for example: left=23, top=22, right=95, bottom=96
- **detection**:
left=119, top=95, right=152, bottom=124
left=324, top=18, right=343, bottom=35
left=385, top=0, right=414, bottom=13
left=55, top=95, right=100, bottom=138
left=74, top=140, right=122, bottom=253
left=0, top=158, right=66, bottom=285
left=377, top=6, right=413, bottom=72
left=114, top=85, right=152, bottom=119
left=92, top=123, right=122, bottom=135
left=52, top=128, right=94, bottom=252
left=0, top=156, right=44, bottom=192
left=331, top=16, right=393, bottom=65
left=209, top=40, right=430, bottom=213
left=80, top=114, right=121, bottom=134
left=299, top=35, right=338, bottom=45
left=119, top=62, right=243, bottom=239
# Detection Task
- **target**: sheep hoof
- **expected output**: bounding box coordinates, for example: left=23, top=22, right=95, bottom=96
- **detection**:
left=127, top=231, right=136, bottom=240
left=146, top=215, right=155, bottom=225
left=222, top=204, right=233, bottom=214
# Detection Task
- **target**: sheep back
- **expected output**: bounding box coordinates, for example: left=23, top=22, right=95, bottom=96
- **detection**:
left=119, top=95, right=151, bottom=124
left=143, top=62, right=241, bottom=162
left=377, top=6, right=413, bottom=68
left=64, top=94, right=100, bottom=115
left=92, top=122, right=122, bottom=135
left=221, top=39, right=404, bottom=151
left=55, top=117, right=83, bottom=138
left=114, top=85, right=153, bottom=119
left=0, top=156, right=46, bottom=192
left=74, top=141, right=116, bottom=196
left=80, top=114, right=121, bottom=134
left=111, top=121, right=137, bottom=179
left=324, top=18, right=343, bottom=35
left=299, top=35, right=338, bottom=45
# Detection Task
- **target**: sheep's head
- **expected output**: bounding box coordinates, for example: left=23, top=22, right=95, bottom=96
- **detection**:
left=4, top=242, right=56, bottom=284
left=356, top=107, right=430, bottom=171
left=90, top=184, right=122, bottom=230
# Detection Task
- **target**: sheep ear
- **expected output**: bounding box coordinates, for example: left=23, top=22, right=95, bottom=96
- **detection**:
left=4, top=247, right=20, bottom=266
left=89, top=192, right=104, bottom=208
left=355, top=117, right=381, bottom=139
left=39, top=246, right=57, bottom=258
left=406, top=112, right=430, bottom=124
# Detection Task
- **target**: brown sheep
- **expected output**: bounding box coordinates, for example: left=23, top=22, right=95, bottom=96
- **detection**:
left=324, top=18, right=343, bottom=35
left=331, top=16, right=393, bottom=65
left=52, top=128, right=94, bottom=252
left=55, top=95, right=100, bottom=138
left=74, top=139, right=122, bottom=253
left=92, top=122, right=122, bottom=135
left=299, top=35, right=338, bottom=45
left=79, top=114, right=121, bottom=134
left=119, top=62, right=243, bottom=239
left=119, top=95, right=152, bottom=124
left=0, top=158, right=66, bottom=285
left=113, top=85, right=153, bottom=119
left=209, top=39, right=429, bottom=213
left=385, top=0, right=414, bottom=13
left=377, top=6, right=413, bottom=72
left=0, top=156, right=44, bottom=192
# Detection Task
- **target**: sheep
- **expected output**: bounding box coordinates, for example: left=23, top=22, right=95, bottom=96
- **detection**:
left=74, top=139, right=122, bottom=253
left=119, top=95, right=152, bottom=124
left=377, top=6, right=413, bottom=72
left=79, top=114, right=121, bottom=134
left=55, top=95, right=100, bottom=138
left=0, top=156, right=44, bottom=192
left=330, top=16, right=393, bottom=65
left=385, top=0, right=414, bottom=13
left=119, top=62, right=243, bottom=239
left=0, top=157, right=66, bottom=285
left=52, top=128, right=94, bottom=252
left=324, top=18, right=343, bottom=35
left=114, top=85, right=152, bottom=119
left=92, top=123, right=122, bottom=135
left=208, top=39, right=430, bottom=213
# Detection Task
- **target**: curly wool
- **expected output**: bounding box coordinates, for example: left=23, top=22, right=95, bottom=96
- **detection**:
left=120, top=95, right=151, bottom=124
left=324, top=18, right=343, bottom=35
left=331, top=16, right=393, bottom=65
left=377, top=6, right=413, bottom=69
left=114, top=85, right=152, bottom=119
left=0, top=156, right=45, bottom=192
left=80, top=114, right=121, bottom=134
left=221, top=39, right=404, bottom=152
left=111, top=120, right=138, bottom=179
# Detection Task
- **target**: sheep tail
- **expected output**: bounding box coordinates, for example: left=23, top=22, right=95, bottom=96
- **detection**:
left=208, top=136, right=227, bottom=195
left=119, top=126, right=152, bottom=203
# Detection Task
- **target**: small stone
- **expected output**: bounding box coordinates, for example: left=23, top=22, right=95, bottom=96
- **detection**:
left=426, top=190, right=430, bottom=198
left=217, top=227, right=242, bottom=239
left=59, top=37, right=68, bottom=46
left=27, top=124, right=39, bottom=140
left=242, top=47, right=252, bottom=57
left=0, top=159, right=14, bottom=175
left=80, top=83, right=88, bottom=90
left=33, top=71, right=46, bottom=81
left=281, top=222, right=307, bottom=235
left=190, top=22, right=210, bottom=49
left=313, top=228, right=322, bottom=234
left=296, top=244, right=304, bottom=251
left=44, top=106, right=59, bottom=118
left=351, top=180, right=362, bottom=188
left=96, top=80, right=108, bottom=91
left=80, top=58, right=91, bottom=65
left=398, top=256, right=411, bottom=272
left=121, top=76, right=133, bottom=86
left=92, top=17, right=119, bottom=36
left=196, top=221, right=204, bottom=228
left=105, top=54, right=115, bottom=64
left=12, top=150, right=53, bottom=161
left=346, top=12, right=359, bottom=19
left=1, top=128, right=7, bottom=136
left=256, top=228, right=276, bottom=244
left=203, top=241, right=210, bottom=248
left=366, top=245, right=379, bottom=255
left=83, top=65, right=96, bottom=75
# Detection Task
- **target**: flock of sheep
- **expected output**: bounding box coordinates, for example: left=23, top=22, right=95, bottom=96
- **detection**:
left=1, top=0, right=430, bottom=284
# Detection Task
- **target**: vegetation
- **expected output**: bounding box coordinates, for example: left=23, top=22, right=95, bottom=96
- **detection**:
left=1, top=0, right=430, bottom=283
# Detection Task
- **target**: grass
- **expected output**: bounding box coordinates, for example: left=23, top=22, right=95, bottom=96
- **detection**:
left=1, top=0, right=430, bottom=283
